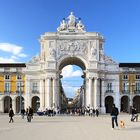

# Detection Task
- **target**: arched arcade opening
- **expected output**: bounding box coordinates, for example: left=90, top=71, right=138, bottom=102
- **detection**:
left=133, top=96, right=140, bottom=112
left=32, top=96, right=40, bottom=113
left=121, top=96, right=129, bottom=113
left=105, top=96, right=114, bottom=113
left=16, top=96, right=24, bottom=113
left=4, top=96, right=12, bottom=113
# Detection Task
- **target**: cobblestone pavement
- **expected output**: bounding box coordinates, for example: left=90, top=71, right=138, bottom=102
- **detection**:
left=0, top=114, right=140, bottom=140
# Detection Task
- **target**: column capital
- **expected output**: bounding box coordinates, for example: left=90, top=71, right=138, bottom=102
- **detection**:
left=89, top=77, right=93, bottom=80
left=93, top=77, right=98, bottom=80
left=98, top=77, right=105, bottom=81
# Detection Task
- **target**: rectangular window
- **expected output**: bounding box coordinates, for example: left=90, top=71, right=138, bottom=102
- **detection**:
left=17, top=74, right=22, bottom=80
left=123, top=74, right=128, bottom=80
left=32, top=82, right=38, bottom=93
left=4, top=82, right=10, bottom=92
left=122, top=82, right=129, bottom=91
left=107, top=83, right=112, bottom=91
left=16, top=82, right=24, bottom=93
left=136, top=83, right=140, bottom=91
left=5, top=74, right=10, bottom=80
left=136, top=75, right=140, bottom=80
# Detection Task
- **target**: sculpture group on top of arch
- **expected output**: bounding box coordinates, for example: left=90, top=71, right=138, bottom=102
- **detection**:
left=57, top=12, right=85, bottom=32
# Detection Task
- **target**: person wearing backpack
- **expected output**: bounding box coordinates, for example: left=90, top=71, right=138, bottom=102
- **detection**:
left=110, top=104, right=119, bottom=129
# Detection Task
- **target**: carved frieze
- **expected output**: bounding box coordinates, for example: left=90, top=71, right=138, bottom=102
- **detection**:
left=56, top=40, right=88, bottom=59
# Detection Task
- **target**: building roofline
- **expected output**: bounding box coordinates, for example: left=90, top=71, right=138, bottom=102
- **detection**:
left=0, top=63, right=26, bottom=67
left=119, top=63, right=140, bottom=67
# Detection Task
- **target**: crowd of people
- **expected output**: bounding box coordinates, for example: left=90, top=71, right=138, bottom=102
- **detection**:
left=63, top=107, right=99, bottom=117
left=9, top=106, right=34, bottom=123
left=8, top=105, right=139, bottom=129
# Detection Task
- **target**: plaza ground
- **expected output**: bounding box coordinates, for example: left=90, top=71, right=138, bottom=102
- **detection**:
left=0, top=114, right=140, bottom=140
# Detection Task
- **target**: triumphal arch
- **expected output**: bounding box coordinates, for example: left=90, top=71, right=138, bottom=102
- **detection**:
left=25, top=12, right=120, bottom=113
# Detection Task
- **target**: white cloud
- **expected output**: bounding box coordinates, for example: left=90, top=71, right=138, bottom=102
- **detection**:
left=18, top=53, right=27, bottom=58
left=0, top=43, right=27, bottom=58
left=0, top=57, right=17, bottom=63
left=62, top=83, right=80, bottom=98
left=62, top=65, right=82, bottom=78
left=0, top=43, right=27, bottom=63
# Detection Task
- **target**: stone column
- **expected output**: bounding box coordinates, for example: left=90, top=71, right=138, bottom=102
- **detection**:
left=87, top=77, right=93, bottom=108
left=0, top=98, right=4, bottom=112
left=114, top=77, right=120, bottom=111
left=100, top=79, right=106, bottom=113
left=45, top=78, right=51, bottom=108
left=85, top=78, right=89, bottom=108
left=12, top=99, right=16, bottom=113
left=52, top=78, right=57, bottom=109
left=93, top=78, right=98, bottom=109
left=39, top=79, right=45, bottom=110
left=25, top=79, right=31, bottom=109
left=56, top=79, right=60, bottom=109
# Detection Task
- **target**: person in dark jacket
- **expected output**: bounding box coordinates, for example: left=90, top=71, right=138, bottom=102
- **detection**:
left=9, top=108, right=14, bottom=123
left=110, top=104, right=119, bottom=129
left=131, top=107, right=138, bottom=122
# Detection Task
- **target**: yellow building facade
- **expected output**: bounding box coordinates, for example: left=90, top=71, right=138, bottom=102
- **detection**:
left=0, top=63, right=26, bottom=113
left=119, top=63, right=140, bottom=112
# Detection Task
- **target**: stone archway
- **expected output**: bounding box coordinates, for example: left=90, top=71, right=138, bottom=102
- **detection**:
left=4, top=96, right=12, bottom=113
left=32, top=96, right=40, bottom=112
left=58, top=57, right=86, bottom=111
left=25, top=13, right=120, bottom=114
left=121, top=96, right=129, bottom=112
left=105, top=96, right=114, bottom=113
left=133, top=96, right=140, bottom=112
left=16, top=96, right=24, bottom=113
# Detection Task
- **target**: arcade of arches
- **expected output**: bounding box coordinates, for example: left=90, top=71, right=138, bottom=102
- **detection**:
left=3, top=96, right=40, bottom=113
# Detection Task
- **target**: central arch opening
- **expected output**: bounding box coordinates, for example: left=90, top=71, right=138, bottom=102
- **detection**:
left=59, top=57, right=86, bottom=114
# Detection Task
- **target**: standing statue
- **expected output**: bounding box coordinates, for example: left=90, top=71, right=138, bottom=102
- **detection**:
left=91, top=46, right=97, bottom=59
left=50, top=48, right=56, bottom=58
left=67, top=12, right=78, bottom=27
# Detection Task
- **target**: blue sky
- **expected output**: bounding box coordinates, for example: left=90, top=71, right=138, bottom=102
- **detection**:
left=0, top=0, right=140, bottom=97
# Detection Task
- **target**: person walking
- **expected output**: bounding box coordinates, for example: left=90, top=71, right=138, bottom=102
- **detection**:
left=21, top=108, right=25, bottom=119
left=131, top=107, right=138, bottom=122
left=95, top=109, right=99, bottom=117
left=110, top=104, right=119, bottom=129
left=9, top=108, right=14, bottom=123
